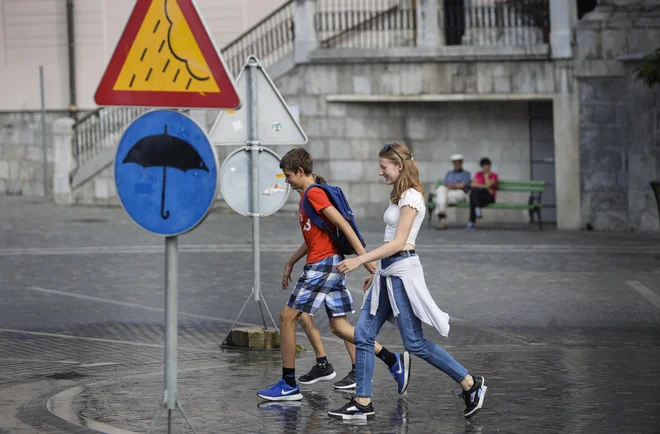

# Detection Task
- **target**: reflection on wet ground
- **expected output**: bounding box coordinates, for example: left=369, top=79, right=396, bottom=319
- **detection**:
left=1, top=196, right=659, bottom=433
left=65, top=325, right=660, bottom=434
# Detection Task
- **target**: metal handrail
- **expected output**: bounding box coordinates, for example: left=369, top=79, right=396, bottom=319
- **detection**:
left=221, top=0, right=294, bottom=54
left=447, top=0, right=550, bottom=46
left=72, top=106, right=150, bottom=167
left=221, top=1, right=295, bottom=77
left=317, top=2, right=416, bottom=49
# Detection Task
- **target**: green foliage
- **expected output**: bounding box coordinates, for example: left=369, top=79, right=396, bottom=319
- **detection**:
left=634, top=48, right=660, bottom=88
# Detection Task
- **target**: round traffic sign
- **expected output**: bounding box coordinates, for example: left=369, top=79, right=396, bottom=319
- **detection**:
left=219, top=147, right=290, bottom=216
left=114, top=110, right=218, bottom=236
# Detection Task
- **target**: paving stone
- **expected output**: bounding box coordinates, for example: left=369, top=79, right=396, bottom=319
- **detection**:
left=0, top=196, right=659, bottom=433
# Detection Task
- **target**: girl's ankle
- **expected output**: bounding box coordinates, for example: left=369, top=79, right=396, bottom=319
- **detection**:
left=355, top=397, right=371, bottom=406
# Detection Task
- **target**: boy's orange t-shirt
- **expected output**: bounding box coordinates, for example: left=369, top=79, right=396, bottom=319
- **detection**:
left=299, top=187, right=341, bottom=264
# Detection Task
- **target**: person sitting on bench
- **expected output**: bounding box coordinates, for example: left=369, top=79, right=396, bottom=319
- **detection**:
left=468, top=157, right=498, bottom=229
left=434, top=154, right=471, bottom=229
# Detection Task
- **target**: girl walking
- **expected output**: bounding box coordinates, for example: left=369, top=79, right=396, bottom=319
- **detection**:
left=327, top=143, right=487, bottom=420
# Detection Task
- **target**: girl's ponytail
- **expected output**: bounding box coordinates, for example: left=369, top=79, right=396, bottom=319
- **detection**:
left=312, top=173, right=327, bottom=185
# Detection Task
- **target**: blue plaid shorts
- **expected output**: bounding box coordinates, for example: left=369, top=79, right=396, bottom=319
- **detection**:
left=287, top=254, right=354, bottom=317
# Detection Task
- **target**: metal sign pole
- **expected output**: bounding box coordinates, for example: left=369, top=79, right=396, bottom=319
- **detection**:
left=39, top=66, right=48, bottom=200
left=219, top=57, right=280, bottom=348
left=164, top=235, right=178, bottom=413
left=247, top=59, right=279, bottom=334
left=148, top=235, right=196, bottom=434
left=247, top=60, right=264, bottom=316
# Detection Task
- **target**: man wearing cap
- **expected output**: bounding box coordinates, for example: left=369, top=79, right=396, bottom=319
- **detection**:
left=434, top=154, right=471, bottom=229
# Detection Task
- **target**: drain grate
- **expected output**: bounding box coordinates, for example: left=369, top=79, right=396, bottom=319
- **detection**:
left=44, top=371, right=87, bottom=380
left=65, top=218, right=109, bottom=224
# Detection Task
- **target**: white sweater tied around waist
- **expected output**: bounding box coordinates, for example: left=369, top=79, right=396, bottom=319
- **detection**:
left=365, top=255, right=450, bottom=338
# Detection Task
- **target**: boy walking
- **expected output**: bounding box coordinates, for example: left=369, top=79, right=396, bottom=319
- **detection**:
left=257, top=148, right=411, bottom=401
left=292, top=175, right=365, bottom=390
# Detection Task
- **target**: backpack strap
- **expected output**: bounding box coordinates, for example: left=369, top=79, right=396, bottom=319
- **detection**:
left=302, top=184, right=332, bottom=232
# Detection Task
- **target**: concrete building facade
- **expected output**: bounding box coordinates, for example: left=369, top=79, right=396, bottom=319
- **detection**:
left=2, top=0, right=659, bottom=231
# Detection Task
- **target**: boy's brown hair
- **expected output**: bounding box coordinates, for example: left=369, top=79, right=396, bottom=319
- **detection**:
left=280, top=147, right=313, bottom=175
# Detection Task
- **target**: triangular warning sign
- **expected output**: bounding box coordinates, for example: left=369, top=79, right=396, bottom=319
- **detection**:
left=210, top=58, right=307, bottom=146
left=94, top=0, right=240, bottom=109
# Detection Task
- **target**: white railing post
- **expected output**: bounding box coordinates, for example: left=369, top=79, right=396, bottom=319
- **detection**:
left=551, top=0, right=580, bottom=229
left=294, top=0, right=318, bottom=62
left=417, top=0, right=443, bottom=47
left=52, top=117, right=75, bottom=205
left=550, top=0, right=574, bottom=58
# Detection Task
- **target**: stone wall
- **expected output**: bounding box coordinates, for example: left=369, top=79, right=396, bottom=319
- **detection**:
left=0, top=111, right=67, bottom=197
left=71, top=165, right=120, bottom=207
left=577, top=0, right=660, bottom=231
left=52, top=59, right=555, bottom=223
left=274, top=61, right=551, bottom=221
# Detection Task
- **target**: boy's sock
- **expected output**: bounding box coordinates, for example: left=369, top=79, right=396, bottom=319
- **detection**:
left=316, top=356, right=328, bottom=366
left=376, top=347, right=397, bottom=368
left=352, top=364, right=356, bottom=371
left=282, top=368, right=296, bottom=387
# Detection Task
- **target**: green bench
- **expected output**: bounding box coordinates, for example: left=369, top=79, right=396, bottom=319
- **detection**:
left=426, top=179, right=546, bottom=230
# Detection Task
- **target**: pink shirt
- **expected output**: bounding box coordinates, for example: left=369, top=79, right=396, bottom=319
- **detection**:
left=475, top=171, right=499, bottom=198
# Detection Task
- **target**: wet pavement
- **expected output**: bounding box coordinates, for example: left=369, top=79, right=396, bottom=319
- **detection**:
left=0, top=195, right=659, bottom=433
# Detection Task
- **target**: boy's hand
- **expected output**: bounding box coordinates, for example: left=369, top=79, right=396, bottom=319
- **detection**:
left=282, top=262, right=294, bottom=290
left=362, top=275, right=374, bottom=292
left=363, top=261, right=377, bottom=274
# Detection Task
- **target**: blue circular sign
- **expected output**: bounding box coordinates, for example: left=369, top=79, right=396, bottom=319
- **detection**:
left=115, top=110, right=218, bottom=236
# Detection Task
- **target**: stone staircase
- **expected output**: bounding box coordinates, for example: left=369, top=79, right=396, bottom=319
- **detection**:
left=63, top=0, right=415, bottom=205
left=68, top=0, right=297, bottom=193
left=69, top=0, right=415, bottom=198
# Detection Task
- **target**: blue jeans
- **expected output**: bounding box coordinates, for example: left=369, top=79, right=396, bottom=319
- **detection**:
left=355, top=254, right=469, bottom=397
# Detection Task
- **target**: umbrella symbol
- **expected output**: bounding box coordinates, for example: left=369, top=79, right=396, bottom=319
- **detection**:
left=122, top=125, right=209, bottom=219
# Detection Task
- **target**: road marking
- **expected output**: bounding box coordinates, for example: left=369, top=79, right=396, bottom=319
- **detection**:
left=451, top=317, right=539, bottom=346
left=626, top=280, right=660, bottom=311
left=1, top=243, right=659, bottom=256
left=0, top=357, right=79, bottom=364
left=0, top=328, right=221, bottom=354
left=78, top=362, right=120, bottom=368
left=25, top=286, right=346, bottom=345
left=27, top=286, right=256, bottom=326
left=47, top=386, right=140, bottom=434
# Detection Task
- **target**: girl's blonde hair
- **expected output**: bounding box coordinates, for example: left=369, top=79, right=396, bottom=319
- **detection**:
left=378, top=142, right=425, bottom=204
left=312, top=173, right=327, bottom=184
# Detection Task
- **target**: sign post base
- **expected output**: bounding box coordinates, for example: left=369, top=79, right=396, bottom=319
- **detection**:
left=147, top=400, right=197, bottom=434
left=220, top=287, right=279, bottom=350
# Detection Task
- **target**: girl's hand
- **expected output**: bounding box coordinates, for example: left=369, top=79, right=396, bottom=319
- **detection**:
left=364, top=261, right=377, bottom=274
left=362, top=275, right=374, bottom=292
left=337, top=257, right=362, bottom=274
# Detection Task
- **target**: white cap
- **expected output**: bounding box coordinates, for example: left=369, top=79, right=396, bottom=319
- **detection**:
left=450, top=154, right=464, bottom=161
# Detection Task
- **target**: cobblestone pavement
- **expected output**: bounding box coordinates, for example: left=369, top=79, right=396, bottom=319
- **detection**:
left=0, top=196, right=659, bottom=433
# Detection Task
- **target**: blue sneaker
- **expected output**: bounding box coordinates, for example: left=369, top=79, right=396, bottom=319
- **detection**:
left=257, top=378, right=303, bottom=401
left=467, top=222, right=475, bottom=230
left=388, top=352, right=411, bottom=394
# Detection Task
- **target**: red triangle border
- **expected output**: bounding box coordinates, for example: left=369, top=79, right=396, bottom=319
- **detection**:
left=94, top=0, right=240, bottom=109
